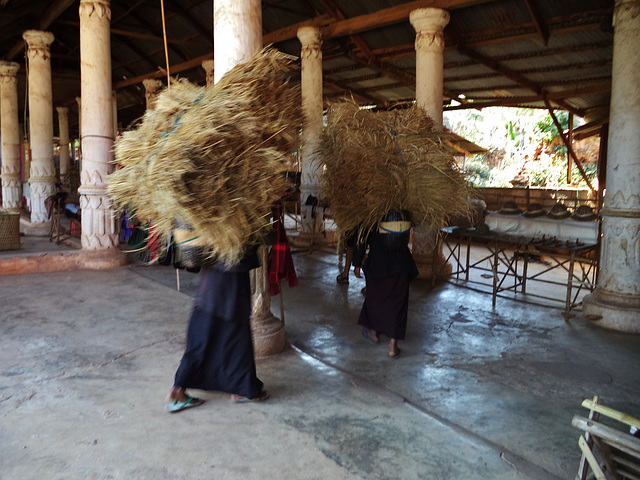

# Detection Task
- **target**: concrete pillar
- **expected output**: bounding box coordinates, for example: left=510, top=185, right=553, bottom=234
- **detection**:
left=202, top=59, right=215, bottom=87
left=23, top=30, right=56, bottom=224
left=213, top=0, right=285, bottom=357
left=213, top=0, right=261, bottom=84
left=409, top=8, right=451, bottom=280
left=56, top=106, right=70, bottom=189
left=583, top=0, right=640, bottom=333
left=0, top=61, right=22, bottom=210
left=296, top=26, right=325, bottom=246
left=410, top=8, right=449, bottom=130
left=78, top=0, right=119, bottom=250
left=142, top=79, right=163, bottom=110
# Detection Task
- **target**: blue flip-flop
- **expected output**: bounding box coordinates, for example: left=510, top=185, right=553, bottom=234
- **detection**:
left=165, top=396, right=204, bottom=413
left=231, top=391, right=270, bottom=403
left=361, top=328, right=380, bottom=345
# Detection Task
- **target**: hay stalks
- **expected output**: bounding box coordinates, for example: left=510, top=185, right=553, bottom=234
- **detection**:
left=108, top=47, right=301, bottom=266
left=320, top=99, right=474, bottom=241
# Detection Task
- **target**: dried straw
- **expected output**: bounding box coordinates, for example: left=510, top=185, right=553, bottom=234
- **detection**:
left=108, top=47, right=301, bottom=265
left=320, top=100, right=474, bottom=241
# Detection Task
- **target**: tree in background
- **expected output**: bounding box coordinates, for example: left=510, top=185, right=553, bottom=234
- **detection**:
left=444, top=107, right=599, bottom=189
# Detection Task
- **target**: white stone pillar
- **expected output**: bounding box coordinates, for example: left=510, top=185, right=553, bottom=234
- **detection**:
left=23, top=30, right=56, bottom=224
left=409, top=8, right=451, bottom=280
left=213, top=0, right=261, bottom=83
left=202, top=59, right=215, bottom=87
left=296, top=26, right=325, bottom=246
left=410, top=8, right=449, bottom=131
left=78, top=0, right=119, bottom=250
left=142, top=79, right=163, bottom=110
left=583, top=0, right=640, bottom=333
left=56, top=106, right=70, bottom=189
left=213, top=0, right=284, bottom=357
left=0, top=61, right=22, bottom=210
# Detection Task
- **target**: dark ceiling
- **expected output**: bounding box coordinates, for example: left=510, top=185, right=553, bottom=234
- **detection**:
left=0, top=0, right=614, bottom=139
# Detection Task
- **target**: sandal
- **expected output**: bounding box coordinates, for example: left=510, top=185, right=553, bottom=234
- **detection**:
left=389, top=347, right=401, bottom=358
left=231, top=390, right=270, bottom=403
left=165, top=396, right=205, bottom=413
left=336, top=274, right=349, bottom=285
left=361, top=328, right=380, bottom=345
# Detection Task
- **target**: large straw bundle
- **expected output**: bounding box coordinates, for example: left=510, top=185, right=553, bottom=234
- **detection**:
left=108, top=47, right=301, bottom=266
left=320, top=100, right=474, bottom=241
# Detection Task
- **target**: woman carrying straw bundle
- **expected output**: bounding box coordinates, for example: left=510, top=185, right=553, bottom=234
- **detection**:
left=165, top=246, right=269, bottom=412
left=107, top=48, right=301, bottom=412
left=353, top=210, right=418, bottom=358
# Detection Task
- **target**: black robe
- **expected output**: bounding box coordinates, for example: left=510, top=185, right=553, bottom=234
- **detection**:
left=353, top=231, right=418, bottom=340
left=173, top=250, right=264, bottom=399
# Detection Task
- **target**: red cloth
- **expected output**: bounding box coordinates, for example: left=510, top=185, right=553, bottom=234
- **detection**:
left=268, top=203, right=298, bottom=296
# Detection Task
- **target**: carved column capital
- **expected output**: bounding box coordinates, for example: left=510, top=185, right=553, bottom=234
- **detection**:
left=23, top=30, right=55, bottom=59
left=202, top=59, right=215, bottom=86
left=614, top=0, right=640, bottom=29
left=410, top=8, right=450, bottom=52
left=79, top=0, right=112, bottom=21
left=56, top=106, right=69, bottom=119
left=297, top=26, right=322, bottom=58
left=0, top=61, right=20, bottom=82
left=143, top=79, right=164, bottom=110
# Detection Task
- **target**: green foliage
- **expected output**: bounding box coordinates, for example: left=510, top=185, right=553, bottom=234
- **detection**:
left=445, top=107, right=596, bottom=189
left=462, top=155, right=492, bottom=187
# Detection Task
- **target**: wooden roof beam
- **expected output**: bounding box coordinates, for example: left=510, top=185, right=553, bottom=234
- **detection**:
left=445, top=83, right=610, bottom=111
left=523, top=0, right=550, bottom=46
left=544, top=99, right=596, bottom=194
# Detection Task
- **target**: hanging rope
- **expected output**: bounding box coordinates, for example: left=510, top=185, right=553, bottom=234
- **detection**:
left=160, top=0, right=171, bottom=89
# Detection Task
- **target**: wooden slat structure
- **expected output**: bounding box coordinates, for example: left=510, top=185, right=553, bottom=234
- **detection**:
left=573, top=396, right=640, bottom=480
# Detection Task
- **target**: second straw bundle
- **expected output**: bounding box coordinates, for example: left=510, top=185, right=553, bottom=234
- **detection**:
left=320, top=100, right=473, bottom=241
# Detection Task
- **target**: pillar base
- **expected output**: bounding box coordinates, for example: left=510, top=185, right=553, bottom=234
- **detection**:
left=582, top=289, right=640, bottom=333
left=251, top=311, right=286, bottom=358
left=289, top=230, right=338, bottom=250
left=20, top=217, right=51, bottom=237
left=414, top=252, right=451, bottom=281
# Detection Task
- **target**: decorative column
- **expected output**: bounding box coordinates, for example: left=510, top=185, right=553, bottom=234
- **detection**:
left=0, top=61, right=22, bottom=210
left=409, top=8, right=451, bottom=280
left=78, top=0, right=119, bottom=250
left=202, top=59, right=215, bottom=87
left=214, top=0, right=285, bottom=357
left=295, top=26, right=325, bottom=247
left=23, top=30, right=56, bottom=224
left=142, top=79, right=163, bottom=110
left=410, top=8, right=449, bottom=130
left=583, top=0, right=640, bottom=332
left=213, top=0, right=261, bottom=84
left=56, top=107, right=70, bottom=189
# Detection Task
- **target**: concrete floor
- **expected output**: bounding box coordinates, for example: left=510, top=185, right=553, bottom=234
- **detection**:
left=1, top=234, right=639, bottom=480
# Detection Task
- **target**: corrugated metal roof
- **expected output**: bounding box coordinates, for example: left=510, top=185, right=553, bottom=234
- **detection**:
left=0, top=0, right=617, bottom=132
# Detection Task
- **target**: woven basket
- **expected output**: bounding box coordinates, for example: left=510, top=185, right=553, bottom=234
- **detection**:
left=0, top=211, right=21, bottom=251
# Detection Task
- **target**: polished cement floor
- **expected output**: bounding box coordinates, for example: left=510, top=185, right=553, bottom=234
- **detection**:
left=1, top=232, right=639, bottom=480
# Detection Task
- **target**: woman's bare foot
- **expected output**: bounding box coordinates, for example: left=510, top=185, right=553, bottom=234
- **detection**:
left=167, top=386, right=189, bottom=403
left=388, top=339, right=400, bottom=358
